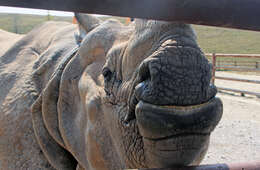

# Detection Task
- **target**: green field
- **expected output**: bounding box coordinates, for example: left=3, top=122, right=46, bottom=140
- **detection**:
left=0, top=13, right=72, bottom=34
left=193, top=25, right=260, bottom=55
left=1, top=13, right=260, bottom=56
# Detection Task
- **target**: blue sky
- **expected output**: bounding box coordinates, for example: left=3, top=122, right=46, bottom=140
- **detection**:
left=0, top=6, right=73, bottom=16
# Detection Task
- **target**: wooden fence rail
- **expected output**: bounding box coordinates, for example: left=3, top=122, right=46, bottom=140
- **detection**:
left=205, top=53, right=260, bottom=97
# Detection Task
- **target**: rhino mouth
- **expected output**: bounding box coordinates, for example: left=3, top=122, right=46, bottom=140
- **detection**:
left=135, top=98, right=222, bottom=139
left=125, top=93, right=222, bottom=167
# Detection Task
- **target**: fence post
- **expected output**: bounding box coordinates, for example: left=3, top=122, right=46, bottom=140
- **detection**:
left=256, top=62, right=259, bottom=69
left=212, top=53, right=216, bottom=85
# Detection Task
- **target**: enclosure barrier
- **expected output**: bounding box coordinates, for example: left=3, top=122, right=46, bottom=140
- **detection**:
left=206, top=53, right=260, bottom=97
left=127, top=161, right=260, bottom=170
left=1, top=0, right=260, bottom=31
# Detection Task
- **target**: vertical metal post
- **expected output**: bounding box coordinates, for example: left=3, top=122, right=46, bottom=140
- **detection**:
left=212, top=53, right=216, bottom=85
left=256, top=61, right=259, bottom=69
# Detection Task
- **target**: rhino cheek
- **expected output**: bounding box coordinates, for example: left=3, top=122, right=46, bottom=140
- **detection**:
left=84, top=94, right=102, bottom=123
left=101, top=103, right=146, bottom=168
left=85, top=128, right=108, bottom=169
left=79, top=71, right=115, bottom=169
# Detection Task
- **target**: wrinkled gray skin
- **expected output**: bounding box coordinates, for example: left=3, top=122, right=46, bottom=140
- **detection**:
left=0, top=14, right=223, bottom=170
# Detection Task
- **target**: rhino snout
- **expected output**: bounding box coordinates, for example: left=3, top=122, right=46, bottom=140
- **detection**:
left=134, top=47, right=217, bottom=106
left=125, top=43, right=223, bottom=167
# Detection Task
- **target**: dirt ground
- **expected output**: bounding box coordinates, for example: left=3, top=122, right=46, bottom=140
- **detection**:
left=202, top=72, right=260, bottom=164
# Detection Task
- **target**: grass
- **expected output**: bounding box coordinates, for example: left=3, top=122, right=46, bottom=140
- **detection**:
left=0, top=13, right=72, bottom=34
left=193, top=25, right=260, bottom=54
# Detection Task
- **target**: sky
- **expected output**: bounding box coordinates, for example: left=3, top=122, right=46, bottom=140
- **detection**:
left=0, top=6, right=73, bottom=16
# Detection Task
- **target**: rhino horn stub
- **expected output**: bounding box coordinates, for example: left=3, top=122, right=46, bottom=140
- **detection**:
left=74, top=13, right=101, bottom=44
left=75, top=13, right=101, bottom=33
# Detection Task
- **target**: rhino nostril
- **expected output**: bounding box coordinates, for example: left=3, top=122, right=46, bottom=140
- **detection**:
left=135, top=82, right=146, bottom=101
left=133, top=61, right=152, bottom=102
left=135, top=80, right=149, bottom=101
left=138, top=61, right=150, bottom=82
left=126, top=62, right=151, bottom=124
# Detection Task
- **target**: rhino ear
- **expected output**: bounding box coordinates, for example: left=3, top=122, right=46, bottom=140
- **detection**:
left=74, top=13, right=101, bottom=42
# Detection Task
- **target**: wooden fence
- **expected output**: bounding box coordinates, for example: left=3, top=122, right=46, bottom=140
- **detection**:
left=205, top=53, right=260, bottom=97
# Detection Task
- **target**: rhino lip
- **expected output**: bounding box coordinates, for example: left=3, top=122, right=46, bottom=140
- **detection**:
left=135, top=98, right=222, bottom=140
left=144, top=132, right=209, bottom=141
left=143, top=133, right=209, bottom=153
left=142, top=133, right=210, bottom=167
left=125, top=90, right=216, bottom=125
left=125, top=86, right=214, bottom=123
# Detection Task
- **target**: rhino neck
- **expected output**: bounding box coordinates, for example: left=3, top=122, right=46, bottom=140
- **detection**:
left=31, top=46, right=79, bottom=170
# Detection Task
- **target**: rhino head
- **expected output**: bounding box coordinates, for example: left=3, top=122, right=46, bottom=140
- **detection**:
left=32, top=14, right=223, bottom=169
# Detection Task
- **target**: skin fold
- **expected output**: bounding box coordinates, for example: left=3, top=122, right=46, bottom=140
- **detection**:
left=0, top=14, right=223, bottom=170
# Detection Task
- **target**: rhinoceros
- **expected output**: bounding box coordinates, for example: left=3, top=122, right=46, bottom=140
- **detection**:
left=0, top=14, right=223, bottom=170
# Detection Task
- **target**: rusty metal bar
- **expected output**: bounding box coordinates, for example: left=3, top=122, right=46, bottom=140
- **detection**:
left=211, top=53, right=216, bottom=85
left=214, top=54, right=260, bottom=58
left=215, top=76, right=260, bottom=84
left=206, top=53, right=260, bottom=59
left=216, top=61, right=258, bottom=64
left=218, top=87, right=260, bottom=97
left=217, top=64, right=259, bottom=68
left=127, top=161, right=260, bottom=170
left=216, top=66, right=260, bottom=72
left=1, top=0, right=260, bottom=31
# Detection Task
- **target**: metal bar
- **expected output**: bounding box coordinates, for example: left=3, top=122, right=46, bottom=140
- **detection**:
left=215, top=61, right=258, bottom=64
left=216, top=66, right=260, bottom=72
left=215, top=76, right=260, bottom=84
left=127, top=161, right=260, bottom=170
left=215, top=64, right=253, bottom=67
left=1, top=0, right=260, bottom=31
left=206, top=53, right=260, bottom=58
left=217, top=64, right=259, bottom=68
left=211, top=53, right=216, bottom=85
left=218, top=87, right=260, bottom=97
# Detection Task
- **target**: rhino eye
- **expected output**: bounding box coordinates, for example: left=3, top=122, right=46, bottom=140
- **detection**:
left=102, top=67, right=112, bottom=81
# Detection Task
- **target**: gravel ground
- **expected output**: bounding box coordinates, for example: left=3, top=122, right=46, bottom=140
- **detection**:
left=202, top=72, right=260, bottom=164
